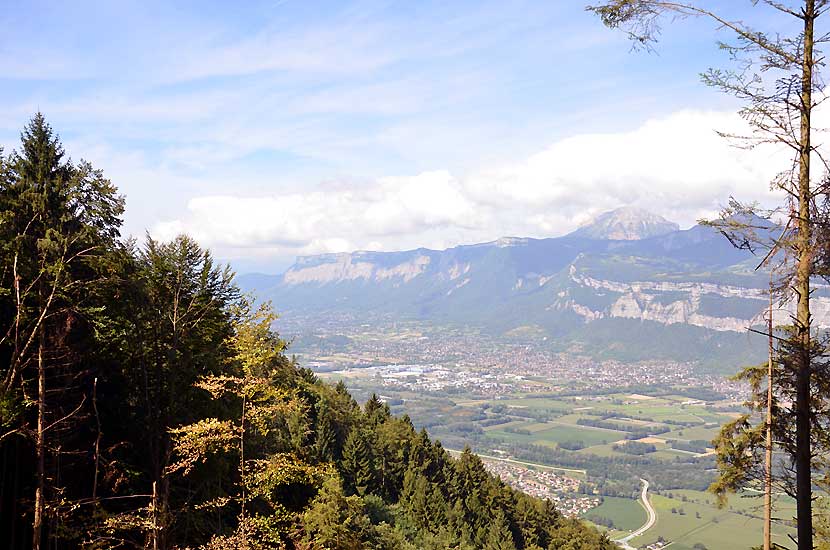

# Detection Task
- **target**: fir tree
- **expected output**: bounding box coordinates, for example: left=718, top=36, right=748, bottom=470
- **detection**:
left=0, top=113, right=124, bottom=549
left=342, top=427, right=376, bottom=496
left=301, top=476, right=369, bottom=550
left=484, top=510, right=516, bottom=550
left=314, top=401, right=338, bottom=462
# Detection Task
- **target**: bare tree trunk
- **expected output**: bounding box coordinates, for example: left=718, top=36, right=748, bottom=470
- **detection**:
left=92, top=377, right=101, bottom=500
left=795, top=2, right=815, bottom=548
left=152, top=481, right=159, bottom=550
left=765, top=278, right=774, bottom=550
left=240, top=391, right=246, bottom=544
left=32, top=331, right=45, bottom=550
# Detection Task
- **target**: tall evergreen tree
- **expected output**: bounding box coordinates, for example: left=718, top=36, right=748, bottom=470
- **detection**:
left=0, top=113, right=124, bottom=549
left=341, top=428, right=376, bottom=496
left=301, top=476, right=369, bottom=550
left=484, top=510, right=516, bottom=550
left=313, top=402, right=337, bottom=462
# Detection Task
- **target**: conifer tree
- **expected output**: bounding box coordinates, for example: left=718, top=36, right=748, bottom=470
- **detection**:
left=313, top=402, right=337, bottom=462
left=342, top=428, right=376, bottom=496
left=484, top=510, right=516, bottom=550
left=301, top=476, right=369, bottom=550
left=364, top=393, right=390, bottom=425
left=0, top=113, right=124, bottom=549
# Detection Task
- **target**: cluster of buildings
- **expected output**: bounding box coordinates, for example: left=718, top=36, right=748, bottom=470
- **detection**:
left=642, top=540, right=669, bottom=550
left=479, top=459, right=600, bottom=518
left=337, top=362, right=533, bottom=395
left=288, top=317, right=745, bottom=399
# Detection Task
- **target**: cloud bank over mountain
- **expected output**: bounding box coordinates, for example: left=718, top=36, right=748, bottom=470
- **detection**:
left=152, top=109, right=787, bottom=268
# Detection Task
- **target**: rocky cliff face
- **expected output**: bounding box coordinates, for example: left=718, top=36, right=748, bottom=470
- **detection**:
left=561, top=266, right=764, bottom=332
left=284, top=252, right=433, bottom=284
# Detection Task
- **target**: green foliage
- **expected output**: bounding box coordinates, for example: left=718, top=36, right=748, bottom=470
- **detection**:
left=300, top=476, right=371, bottom=550
left=0, top=114, right=614, bottom=550
left=483, top=510, right=516, bottom=550
left=613, top=440, right=657, bottom=455
left=341, top=428, right=376, bottom=496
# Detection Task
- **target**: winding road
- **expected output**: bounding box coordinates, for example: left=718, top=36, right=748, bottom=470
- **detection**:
left=615, top=478, right=657, bottom=549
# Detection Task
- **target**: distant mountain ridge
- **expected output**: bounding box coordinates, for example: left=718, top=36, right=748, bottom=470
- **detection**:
left=238, top=208, right=830, bottom=370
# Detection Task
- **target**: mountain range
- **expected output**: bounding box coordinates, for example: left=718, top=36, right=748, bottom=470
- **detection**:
left=239, top=207, right=830, bottom=371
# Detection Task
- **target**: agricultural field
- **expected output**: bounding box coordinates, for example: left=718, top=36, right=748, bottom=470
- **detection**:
left=486, top=422, right=622, bottom=448
left=464, top=392, right=728, bottom=461
left=584, top=496, right=646, bottom=532
left=628, top=490, right=796, bottom=550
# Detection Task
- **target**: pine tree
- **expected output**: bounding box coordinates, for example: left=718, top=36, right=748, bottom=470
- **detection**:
left=364, top=393, right=390, bottom=425
left=301, top=476, right=369, bottom=550
left=314, top=402, right=337, bottom=462
left=342, top=428, right=376, bottom=496
left=483, top=510, right=516, bottom=550
left=0, top=113, right=124, bottom=549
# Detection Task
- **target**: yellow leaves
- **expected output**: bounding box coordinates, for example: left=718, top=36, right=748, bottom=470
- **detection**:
left=195, top=496, right=232, bottom=511
left=200, top=515, right=290, bottom=550
left=245, top=454, right=329, bottom=502
left=167, top=418, right=237, bottom=475
left=245, top=397, right=295, bottom=437
left=166, top=294, right=318, bottom=546
left=195, top=374, right=297, bottom=436
left=196, top=375, right=244, bottom=399
left=229, top=300, right=287, bottom=378
left=94, top=508, right=155, bottom=535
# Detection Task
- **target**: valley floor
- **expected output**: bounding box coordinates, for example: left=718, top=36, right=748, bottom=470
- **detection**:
left=287, top=318, right=797, bottom=550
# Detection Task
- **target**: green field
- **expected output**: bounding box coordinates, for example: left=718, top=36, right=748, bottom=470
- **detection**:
left=626, top=490, right=797, bottom=550
left=476, top=392, right=738, bottom=459
left=485, top=420, right=625, bottom=448
left=583, top=496, right=646, bottom=531
left=482, top=419, right=529, bottom=431
left=664, top=425, right=722, bottom=442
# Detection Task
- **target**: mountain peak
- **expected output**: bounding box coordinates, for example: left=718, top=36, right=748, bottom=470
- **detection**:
left=570, top=206, right=679, bottom=241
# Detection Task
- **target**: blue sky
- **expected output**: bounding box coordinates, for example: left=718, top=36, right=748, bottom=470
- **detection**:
left=0, top=1, right=793, bottom=272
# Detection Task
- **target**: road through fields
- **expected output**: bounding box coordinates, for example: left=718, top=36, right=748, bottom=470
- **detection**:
left=615, top=478, right=657, bottom=549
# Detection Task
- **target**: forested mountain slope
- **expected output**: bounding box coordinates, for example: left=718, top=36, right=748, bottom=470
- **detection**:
left=0, top=115, right=612, bottom=549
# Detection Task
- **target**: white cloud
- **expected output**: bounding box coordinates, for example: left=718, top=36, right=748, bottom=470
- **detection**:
left=152, top=108, right=796, bottom=268
left=466, top=110, right=785, bottom=217
left=151, top=170, right=479, bottom=256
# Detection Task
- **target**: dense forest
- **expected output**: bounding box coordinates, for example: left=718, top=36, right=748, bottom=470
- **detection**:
left=0, top=115, right=613, bottom=549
